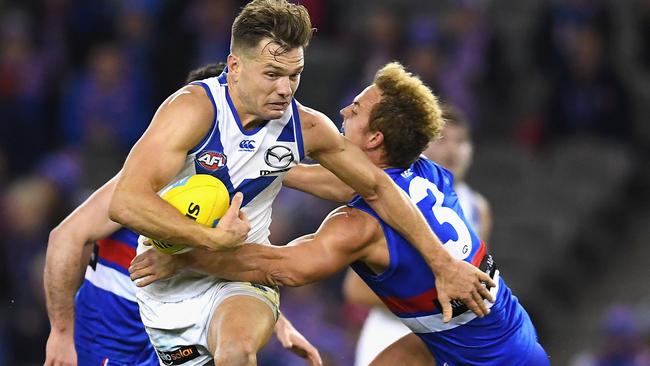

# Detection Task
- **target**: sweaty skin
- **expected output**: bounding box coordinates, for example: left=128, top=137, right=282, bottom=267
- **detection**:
left=111, top=39, right=495, bottom=321
left=43, top=174, right=321, bottom=366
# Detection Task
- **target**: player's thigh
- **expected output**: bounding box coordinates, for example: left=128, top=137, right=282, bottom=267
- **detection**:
left=369, top=333, right=436, bottom=366
left=207, top=294, right=276, bottom=353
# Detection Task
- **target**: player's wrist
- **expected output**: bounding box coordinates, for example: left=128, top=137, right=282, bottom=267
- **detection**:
left=49, top=320, right=74, bottom=335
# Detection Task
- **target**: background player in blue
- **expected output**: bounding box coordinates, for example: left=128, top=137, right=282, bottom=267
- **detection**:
left=109, top=0, right=494, bottom=364
left=43, top=63, right=322, bottom=366
left=131, top=62, right=549, bottom=365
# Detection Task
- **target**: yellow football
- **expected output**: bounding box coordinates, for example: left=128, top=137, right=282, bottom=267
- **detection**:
left=150, top=174, right=230, bottom=254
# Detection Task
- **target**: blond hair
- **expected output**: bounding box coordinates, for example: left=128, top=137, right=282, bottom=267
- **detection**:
left=369, top=62, right=444, bottom=167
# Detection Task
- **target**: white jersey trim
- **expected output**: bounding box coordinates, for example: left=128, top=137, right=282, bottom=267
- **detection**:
left=85, top=262, right=137, bottom=302
left=399, top=270, right=500, bottom=333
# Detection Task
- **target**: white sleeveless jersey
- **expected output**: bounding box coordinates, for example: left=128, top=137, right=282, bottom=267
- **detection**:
left=455, top=182, right=481, bottom=235
left=138, top=71, right=304, bottom=302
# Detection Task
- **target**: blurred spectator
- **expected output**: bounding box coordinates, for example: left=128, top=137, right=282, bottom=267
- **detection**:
left=1, top=176, right=62, bottom=364
left=0, top=9, right=56, bottom=175
left=542, top=25, right=633, bottom=143
left=571, top=304, right=650, bottom=366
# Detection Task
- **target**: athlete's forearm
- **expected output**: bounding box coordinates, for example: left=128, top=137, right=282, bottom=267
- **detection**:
left=109, top=183, right=217, bottom=250
left=44, top=229, right=91, bottom=333
left=284, top=164, right=355, bottom=202
left=364, top=172, right=453, bottom=272
left=181, top=244, right=316, bottom=287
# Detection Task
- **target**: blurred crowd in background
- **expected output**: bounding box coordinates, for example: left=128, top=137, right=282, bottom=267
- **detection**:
left=1, top=0, right=650, bottom=365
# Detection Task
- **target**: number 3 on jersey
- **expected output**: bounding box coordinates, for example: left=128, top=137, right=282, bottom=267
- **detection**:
left=408, top=176, right=472, bottom=260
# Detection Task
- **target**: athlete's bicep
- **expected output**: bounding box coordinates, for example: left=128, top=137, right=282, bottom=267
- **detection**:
left=270, top=207, right=379, bottom=285
left=118, top=86, right=214, bottom=191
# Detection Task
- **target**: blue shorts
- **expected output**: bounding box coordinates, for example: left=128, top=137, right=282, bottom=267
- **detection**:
left=76, top=347, right=159, bottom=366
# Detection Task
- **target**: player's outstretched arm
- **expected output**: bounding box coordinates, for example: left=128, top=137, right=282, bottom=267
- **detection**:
left=108, top=86, right=249, bottom=251
left=130, top=207, right=378, bottom=288
left=284, top=164, right=355, bottom=202
left=44, top=175, right=122, bottom=366
left=299, top=107, right=496, bottom=322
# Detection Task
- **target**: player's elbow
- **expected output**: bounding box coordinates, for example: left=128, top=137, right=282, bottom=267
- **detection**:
left=332, top=186, right=357, bottom=203
left=268, top=268, right=313, bottom=287
left=107, top=187, right=134, bottom=225
left=47, top=225, right=65, bottom=248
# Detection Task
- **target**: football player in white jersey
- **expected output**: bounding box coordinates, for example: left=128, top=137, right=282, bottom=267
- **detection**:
left=108, top=1, right=494, bottom=364
left=44, top=63, right=321, bottom=366
left=344, top=105, right=494, bottom=366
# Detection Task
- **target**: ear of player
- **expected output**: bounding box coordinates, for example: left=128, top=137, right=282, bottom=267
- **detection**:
left=148, top=174, right=230, bottom=254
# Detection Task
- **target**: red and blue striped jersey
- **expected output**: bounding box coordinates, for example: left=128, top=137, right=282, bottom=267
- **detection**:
left=349, top=157, right=542, bottom=365
left=75, top=228, right=157, bottom=365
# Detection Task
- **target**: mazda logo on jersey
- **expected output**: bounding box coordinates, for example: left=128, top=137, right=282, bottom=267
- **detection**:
left=264, top=145, right=294, bottom=168
left=196, top=151, right=227, bottom=171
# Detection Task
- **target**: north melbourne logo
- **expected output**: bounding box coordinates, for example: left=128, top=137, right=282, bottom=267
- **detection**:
left=196, top=151, right=227, bottom=171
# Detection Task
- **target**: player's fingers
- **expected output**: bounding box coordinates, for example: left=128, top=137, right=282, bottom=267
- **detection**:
left=472, top=290, right=489, bottom=316
left=129, top=256, right=150, bottom=272
left=477, top=282, right=493, bottom=303
left=130, top=266, right=154, bottom=282
left=239, top=210, right=251, bottom=225
left=307, top=346, right=323, bottom=365
left=438, top=293, right=452, bottom=323
left=463, top=295, right=485, bottom=318
left=230, top=192, right=244, bottom=211
left=291, top=345, right=308, bottom=358
left=134, top=275, right=157, bottom=287
left=477, top=271, right=497, bottom=290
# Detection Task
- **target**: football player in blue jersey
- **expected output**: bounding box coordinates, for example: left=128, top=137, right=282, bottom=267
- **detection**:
left=44, top=63, right=321, bottom=366
left=108, top=0, right=494, bottom=364
left=131, top=62, right=549, bottom=366
left=344, top=104, right=495, bottom=366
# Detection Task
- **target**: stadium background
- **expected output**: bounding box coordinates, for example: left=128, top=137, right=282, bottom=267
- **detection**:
left=1, top=0, right=649, bottom=364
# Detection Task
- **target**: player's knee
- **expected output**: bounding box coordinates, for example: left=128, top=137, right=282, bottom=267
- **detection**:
left=213, top=342, right=256, bottom=366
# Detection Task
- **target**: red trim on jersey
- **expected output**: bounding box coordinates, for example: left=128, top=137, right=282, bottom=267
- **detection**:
left=381, top=288, right=439, bottom=314
left=380, top=241, right=488, bottom=315
left=471, top=241, right=487, bottom=267
left=97, top=238, right=136, bottom=270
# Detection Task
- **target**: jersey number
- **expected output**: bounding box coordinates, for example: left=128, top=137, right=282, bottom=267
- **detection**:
left=408, top=176, right=472, bottom=260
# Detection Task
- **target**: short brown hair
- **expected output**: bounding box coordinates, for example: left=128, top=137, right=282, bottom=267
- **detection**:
left=231, top=0, right=314, bottom=56
left=441, top=104, right=471, bottom=138
left=185, top=62, right=227, bottom=84
left=369, top=62, right=444, bottom=168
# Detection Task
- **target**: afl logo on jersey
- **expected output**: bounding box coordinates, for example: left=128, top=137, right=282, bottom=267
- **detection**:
left=264, top=145, right=294, bottom=168
left=196, top=151, right=227, bottom=171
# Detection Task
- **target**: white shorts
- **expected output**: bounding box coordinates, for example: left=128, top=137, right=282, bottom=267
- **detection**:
left=355, top=307, right=412, bottom=366
left=137, top=281, right=280, bottom=366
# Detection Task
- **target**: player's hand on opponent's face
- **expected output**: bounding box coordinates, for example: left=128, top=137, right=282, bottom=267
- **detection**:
left=129, top=248, right=179, bottom=287
left=211, top=192, right=251, bottom=251
left=435, top=259, right=496, bottom=323
left=275, top=314, right=323, bottom=366
left=44, top=328, right=77, bottom=366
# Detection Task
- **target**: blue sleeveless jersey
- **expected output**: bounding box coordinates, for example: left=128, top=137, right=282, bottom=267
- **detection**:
left=349, top=158, right=544, bottom=366
left=75, top=228, right=158, bottom=365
